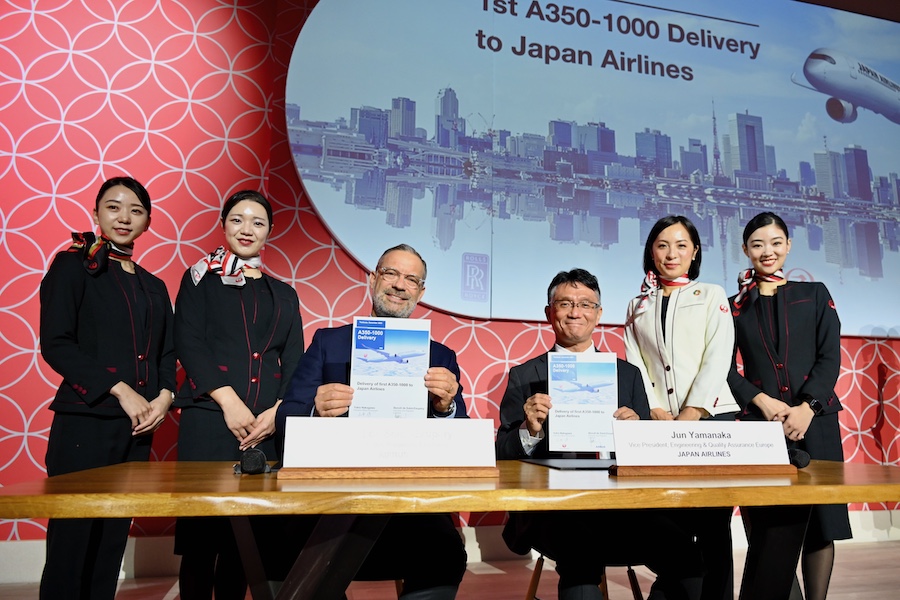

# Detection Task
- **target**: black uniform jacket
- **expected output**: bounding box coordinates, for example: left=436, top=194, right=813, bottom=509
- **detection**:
left=174, top=267, right=304, bottom=414
left=727, top=281, right=843, bottom=419
left=40, top=251, right=176, bottom=416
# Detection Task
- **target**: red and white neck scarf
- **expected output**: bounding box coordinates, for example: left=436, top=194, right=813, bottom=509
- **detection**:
left=634, top=271, right=691, bottom=314
left=68, top=231, right=133, bottom=274
left=733, top=268, right=785, bottom=308
left=190, top=246, right=262, bottom=287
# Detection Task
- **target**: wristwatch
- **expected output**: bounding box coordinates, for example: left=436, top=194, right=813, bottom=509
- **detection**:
left=798, top=393, right=824, bottom=416
left=432, top=401, right=455, bottom=417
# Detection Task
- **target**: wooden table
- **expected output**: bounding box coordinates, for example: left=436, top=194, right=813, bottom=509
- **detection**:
left=3, top=459, right=900, bottom=599
left=4, top=459, right=900, bottom=517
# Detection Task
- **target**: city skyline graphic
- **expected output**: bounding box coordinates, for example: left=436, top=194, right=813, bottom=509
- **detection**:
left=286, top=0, right=900, bottom=336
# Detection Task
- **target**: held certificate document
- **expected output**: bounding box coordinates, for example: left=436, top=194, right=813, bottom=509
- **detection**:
left=548, top=352, right=618, bottom=452
left=349, top=316, right=431, bottom=418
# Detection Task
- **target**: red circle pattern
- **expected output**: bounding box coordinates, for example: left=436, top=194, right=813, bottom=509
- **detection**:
left=1, top=1, right=898, bottom=540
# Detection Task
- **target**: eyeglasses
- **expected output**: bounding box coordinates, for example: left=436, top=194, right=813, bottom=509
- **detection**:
left=551, top=300, right=600, bottom=312
left=377, top=267, right=425, bottom=289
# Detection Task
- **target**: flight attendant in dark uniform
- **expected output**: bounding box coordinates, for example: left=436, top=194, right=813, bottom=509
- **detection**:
left=729, top=212, right=850, bottom=600
left=39, top=176, right=176, bottom=600
left=173, top=190, right=304, bottom=600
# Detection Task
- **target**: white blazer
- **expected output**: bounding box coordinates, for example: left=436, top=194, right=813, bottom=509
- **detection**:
left=624, top=280, right=738, bottom=417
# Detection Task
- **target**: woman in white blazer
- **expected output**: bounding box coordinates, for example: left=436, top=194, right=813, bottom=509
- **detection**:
left=624, top=215, right=737, bottom=600
left=624, top=215, right=738, bottom=420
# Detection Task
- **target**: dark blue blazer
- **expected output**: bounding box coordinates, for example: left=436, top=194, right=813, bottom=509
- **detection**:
left=276, top=323, right=468, bottom=432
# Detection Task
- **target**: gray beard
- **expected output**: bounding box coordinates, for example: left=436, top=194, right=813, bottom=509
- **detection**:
left=372, top=293, right=415, bottom=318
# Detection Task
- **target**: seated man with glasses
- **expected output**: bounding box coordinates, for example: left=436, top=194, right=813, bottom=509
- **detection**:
left=275, top=243, right=467, bottom=600
left=496, top=268, right=704, bottom=600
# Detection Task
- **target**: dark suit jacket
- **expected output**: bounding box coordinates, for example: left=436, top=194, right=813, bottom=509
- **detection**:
left=40, top=251, right=176, bottom=416
left=174, top=268, right=304, bottom=413
left=495, top=350, right=651, bottom=555
left=276, top=323, right=468, bottom=432
left=727, top=281, right=842, bottom=419
left=496, top=352, right=650, bottom=460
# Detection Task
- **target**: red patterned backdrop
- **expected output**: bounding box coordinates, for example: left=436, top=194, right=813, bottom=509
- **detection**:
left=1, top=0, right=898, bottom=544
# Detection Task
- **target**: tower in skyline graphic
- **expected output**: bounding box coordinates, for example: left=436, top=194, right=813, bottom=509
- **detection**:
left=435, top=87, right=462, bottom=148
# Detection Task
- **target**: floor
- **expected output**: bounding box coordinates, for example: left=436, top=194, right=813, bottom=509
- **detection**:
left=2, top=541, right=898, bottom=599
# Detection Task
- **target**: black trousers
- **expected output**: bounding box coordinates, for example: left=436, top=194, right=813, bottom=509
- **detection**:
left=507, top=509, right=707, bottom=597
left=41, top=412, right=152, bottom=600
left=270, top=513, right=467, bottom=594
left=664, top=507, right=735, bottom=600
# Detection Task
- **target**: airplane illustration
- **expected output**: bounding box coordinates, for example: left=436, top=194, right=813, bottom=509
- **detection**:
left=791, top=47, right=900, bottom=125
left=553, top=381, right=612, bottom=394
left=358, top=348, right=425, bottom=364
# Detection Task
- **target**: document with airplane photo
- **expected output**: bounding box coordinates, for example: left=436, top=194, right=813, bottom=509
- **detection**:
left=349, top=316, right=431, bottom=418
left=548, top=353, right=618, bottom=452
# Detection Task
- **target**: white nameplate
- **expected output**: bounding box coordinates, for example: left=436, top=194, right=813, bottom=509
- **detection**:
left=282, top=417, right=496, bottom=468
left=612, top=420, right=789, bottom=467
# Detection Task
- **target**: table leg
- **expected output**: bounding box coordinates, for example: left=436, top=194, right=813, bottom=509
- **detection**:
left=231, top=516, right=276, bottom=600
left=277, top=514, right=391, bottom=600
